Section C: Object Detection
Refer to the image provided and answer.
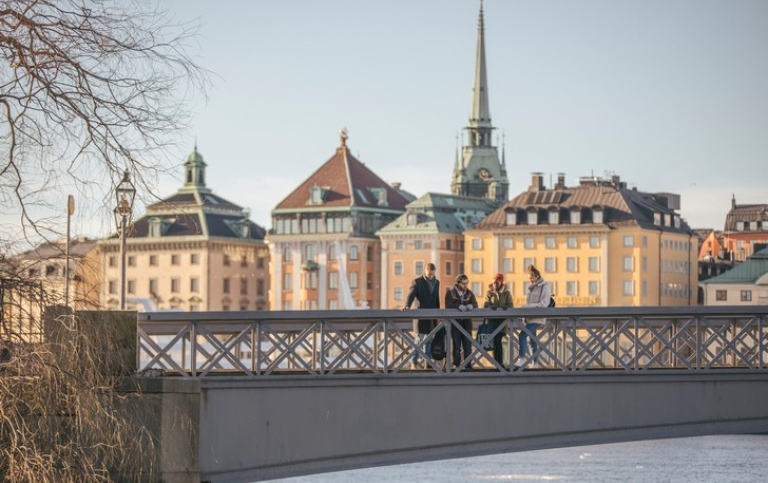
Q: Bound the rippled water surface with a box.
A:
[268,435,768,482]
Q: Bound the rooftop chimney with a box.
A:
[529,172,544,192]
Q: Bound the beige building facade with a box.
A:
[98,148,269,311]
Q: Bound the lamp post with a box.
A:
[115,170,136,310]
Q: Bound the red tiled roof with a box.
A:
[274,145,409,212]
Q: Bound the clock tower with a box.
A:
[450,1,509,205]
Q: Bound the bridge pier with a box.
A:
[142,372,768,483]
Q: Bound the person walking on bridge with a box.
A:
[401,263,441,367]
[444,274,478,370]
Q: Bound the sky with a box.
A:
[13,0,768,244]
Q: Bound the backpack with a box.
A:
[548,295,556,308]
[476,320,495,350]
[430,328,446,360]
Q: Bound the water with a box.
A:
[267,435,768,482]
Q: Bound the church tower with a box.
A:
[451,1,509,204]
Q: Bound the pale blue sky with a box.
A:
[34,0,768,240]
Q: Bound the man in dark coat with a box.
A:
[401,263,440,366]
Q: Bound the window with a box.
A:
[282,248,291,262]
[567,237,577,248]
[240,255,248,268]
[304,272,318,289]
[589,236,600,248]
[283,273,292,291]
[394,261,403,276]
[588,281,599,296]
[304,244,316,262]
[548,211,559,224]
[524,237,535,249]
[127,256,136,267]
[190,278,199,293]
[414,240,423,250]
[623,235,634,247]
[741,290,752,302]
[149,255,158,266]
[328,300,338,310]
[240,279,248,295]
[394,287,403,301]
[503,237,514,249]
[223,278,230,294]
[257,279,265,296]
[445,261,452,276]
[191,253,199,265]
[350,272,358,289]
[367,273,373,290]
[715,290,727,301]
[328,244,337,262]
[257,256,265,269]
[566,281,577,296]
[471,238,482,250]
[523,258,535,270]
[623,280,634,296]
[566,257,578,272]
[109,256,117,267]
[171,278,180,293]
[545,257,556,272]
[46,265,57,276]
[502,258,513,272]
[127,280,135,294]
[588,257,599,272]
[171,254,180,266]
[642,257,648,272]
[545,237,556,249]
[471,258,482,273]
[367,246,373,261]
[350,245,359,261]
[506,212,517,226]
[395,241,404,250]
[642,236,648,248]
[223,254,231,266]
[415,261,424,275]
[654,212,661,226]
[642,280,648,297]
[571,210,581,224]
[623,256,634,271]
[329,272,338,289]
[527,210,538,225]
[445,239,452,250]
[149,279,158,294]
[593,210,604,224]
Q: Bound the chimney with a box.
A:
[529,172,544,191]
[555,172,566,189]
[391,182,401,190]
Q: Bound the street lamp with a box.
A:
[115,170,136,310]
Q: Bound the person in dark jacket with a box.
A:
[483,272,513,368]
[401,263,440,366]
[444,274,478,369]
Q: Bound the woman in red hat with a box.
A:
[483,272,513,368]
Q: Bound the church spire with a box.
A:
[468,0,492,143]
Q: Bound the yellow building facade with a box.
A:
[465,174,698,307]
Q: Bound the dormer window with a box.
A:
[407,213,418,226]
[570,209,581,224]
[674,216,681,229]
[654,212,661,226]
[310,185,323,205]
[593,208,604,224]
[505,211,517,226]
[548,210,559,225]
[148,217,163,237]
[527,209,538,225]
[736,221,744,231]
[369,187,387,206]
[241,222,250,238]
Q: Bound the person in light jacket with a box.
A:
[513,265,551,369]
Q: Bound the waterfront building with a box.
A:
[267,131,410,310]
[465,173,698,307]
[98,147,269,311]
[450,2,509,205]
[721,196,768,262]
[1,237,100,341]
[377,193,497,308]
[700,247,768,305]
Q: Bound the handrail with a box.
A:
[136,306,768,377]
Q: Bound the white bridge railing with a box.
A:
[137,306,768,377]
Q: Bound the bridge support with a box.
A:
[148,372,768,483]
